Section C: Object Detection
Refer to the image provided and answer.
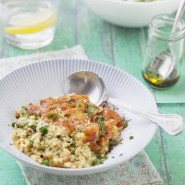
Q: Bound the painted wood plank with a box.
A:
[112,27,145,81]
[158,104,185,185]
[75,0,113,64]
[145,130,169,185]
[0,148,26,185]
[41,0,76,52]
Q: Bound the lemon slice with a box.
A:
[4,11,57,34]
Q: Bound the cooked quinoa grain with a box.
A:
[11,94,126,168]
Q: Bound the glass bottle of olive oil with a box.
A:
[142,15,185,88]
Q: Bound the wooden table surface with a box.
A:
[0,1,185,185]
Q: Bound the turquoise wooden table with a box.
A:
[0,0,185,184]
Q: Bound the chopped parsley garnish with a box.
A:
[12,122,16,128]
[20,106,28,117]
[92,159,99,166]
[123,117,129,128]
[70,143,76,147]
[39,126,48,136]
[129,136,134,140]
[38,148,45,152]
[71,149,75,155]
[76,102,82,108]
[29,138,34,144]
[17,122,25,128]
[30,124,37,132]
[71,130,82,136]
[86,103,94,116]
[46,112,58,121]
[92,155,108,166]
[34,114,40,120]
[40,160,49,166]
[109,140,119,147]
[97,116,106,134]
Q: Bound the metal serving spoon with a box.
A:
[64,71,183,136]
[149,0,185,79]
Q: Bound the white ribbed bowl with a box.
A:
[84,0,180,27]
[0,59,158,176]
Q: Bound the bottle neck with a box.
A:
[149,15,185,42]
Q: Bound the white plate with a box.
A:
[0,59,158,175]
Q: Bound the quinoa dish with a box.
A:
[11,94,127,168]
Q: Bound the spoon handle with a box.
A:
[171,0,185,33]
[108,97,183,136]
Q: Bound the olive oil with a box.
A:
[142,67,179,88]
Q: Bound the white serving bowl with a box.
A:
[84,0,180,27]
[0,59,158,176]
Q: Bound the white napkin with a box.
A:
[0,45,87,79]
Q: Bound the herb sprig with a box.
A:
[97,116,106,134]
[46,112,58,121]
[39,126,48,136]
[86,103,94,117]
[40,160,49,166]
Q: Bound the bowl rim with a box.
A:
[95,0,179,6]
[0,58,158,174]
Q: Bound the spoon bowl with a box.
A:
[64,71,106,105]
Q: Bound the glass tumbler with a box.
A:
[142,15,185,88]
[2,0,58,49]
